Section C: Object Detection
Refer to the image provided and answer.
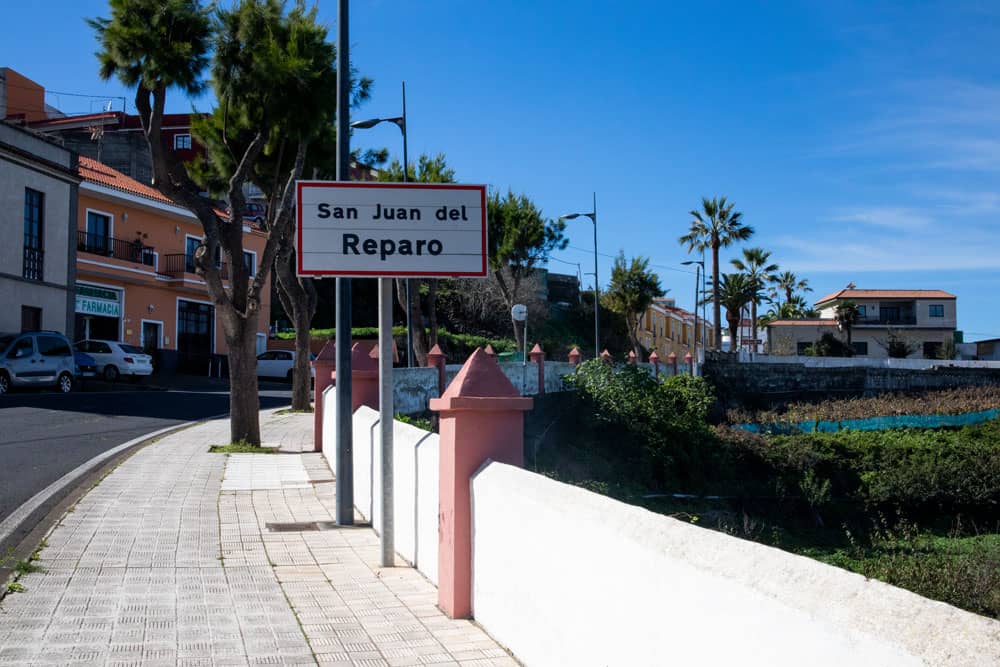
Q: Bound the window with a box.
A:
[86,211,111,255]
[929,304,944,318]
[173,133,192,150]
[851,341,869,356]
[23,189,44,280]
[243,251,256,276]
[856,305,866,318]
[8,337,33,359]
[38,336,71,357]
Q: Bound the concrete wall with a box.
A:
[394,361,583,414]
[324,399,439,583]
[471,462,1000,667]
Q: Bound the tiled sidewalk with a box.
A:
[0,409,516,667]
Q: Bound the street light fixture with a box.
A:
[560,192,599,359]
[682,259,705,374]
[351,82,415,366]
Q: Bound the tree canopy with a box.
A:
[604,252,664,358]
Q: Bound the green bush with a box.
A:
[726,421,1000,512]
[562,361,717,489]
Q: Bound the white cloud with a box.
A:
[831,206,933,230]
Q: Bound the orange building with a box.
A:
[74,157,270,374]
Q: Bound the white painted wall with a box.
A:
[471,463,1000,667]
[346,405,439,583]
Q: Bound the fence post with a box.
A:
[311,340,337,453]
[430,348,533,619]
[649,350,660,378]
[627,350,637,365]
[427,344,446,395]
[483,343,497,361]
[685,351,693,375]
[568,347,582,365]
[668,352,677,376]
[350,342,380,411]
[529,343,545,394]
[600,349,612,364]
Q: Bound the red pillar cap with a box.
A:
[530,343,544,356]
[668,352,677,361]
[351,342,378,371]
[649,351,660,362]
[313,340,337,366]
[428,344,445,358]
[483,343,496,356]
[684,352,693,362]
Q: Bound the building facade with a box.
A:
[0,121,79,335]
[75,157,271,373]
[638,297,715,361]
[767,289,957,358]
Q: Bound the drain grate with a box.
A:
[265,521,373,532]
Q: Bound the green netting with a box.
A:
[736,408,1000,434]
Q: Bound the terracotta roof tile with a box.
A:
[78,156,174,205]
[815,289,956,305]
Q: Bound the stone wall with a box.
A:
[704,355,1000,406]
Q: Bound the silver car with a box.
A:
[0,331,76,394]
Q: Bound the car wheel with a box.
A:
[104,365,119,382]
[0,372,9,394]
[58,372,73,393]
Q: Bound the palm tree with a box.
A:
[731,248,777,354]
[771,271,812,309]
[834,300,861,352]
[708,273,754,353]
[679,197,754,350]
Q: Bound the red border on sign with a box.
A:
[296,181,488,277]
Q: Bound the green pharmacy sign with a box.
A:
[75,285,121,318]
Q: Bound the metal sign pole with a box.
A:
[378,278,394,566]
[334,0,354,526]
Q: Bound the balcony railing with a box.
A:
[857,315,917,326]
[22,246,43,281]
[78,231,155,267]
[160,253,229,280]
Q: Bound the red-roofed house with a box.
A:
[75,156,270,375]
[767,288,958,358]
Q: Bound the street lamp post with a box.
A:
[560,193,599,359]
[682,259,705,374]
[351,82,414,366]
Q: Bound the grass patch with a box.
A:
[395,413,433,432]
[14,560,44,575]
[275,408,313,415]
[209,440,278,454]
[5,582,25,594]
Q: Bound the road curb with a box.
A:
[0,420,198,552]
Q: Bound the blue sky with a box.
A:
[6,1,999,340]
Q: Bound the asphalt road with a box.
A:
[0,381,292,531]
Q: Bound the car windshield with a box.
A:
[119,344,145,354]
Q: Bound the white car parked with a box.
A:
[75,339,154,382]
[256,349,315,381]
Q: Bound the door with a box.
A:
[35,335,72,382]
[86,211,111,255]
[21,306,41,332]
[142,321,162,371]
[177,300,214,372]
[5,336,37,383]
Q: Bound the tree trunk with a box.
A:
[397,279,429,365]
[428,279,439,348]
[220,306,261,445]
[712,243,722,350]
[727,313,739,354]
[628,315,642,359]
[275,240,317,411]
[750,300,758,354]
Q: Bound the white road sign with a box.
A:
[296,181,487,277]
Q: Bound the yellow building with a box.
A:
[637,297,714,361]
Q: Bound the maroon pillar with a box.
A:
[427,344,446,395]
[529,343,545,394]
[311,340,337,452]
